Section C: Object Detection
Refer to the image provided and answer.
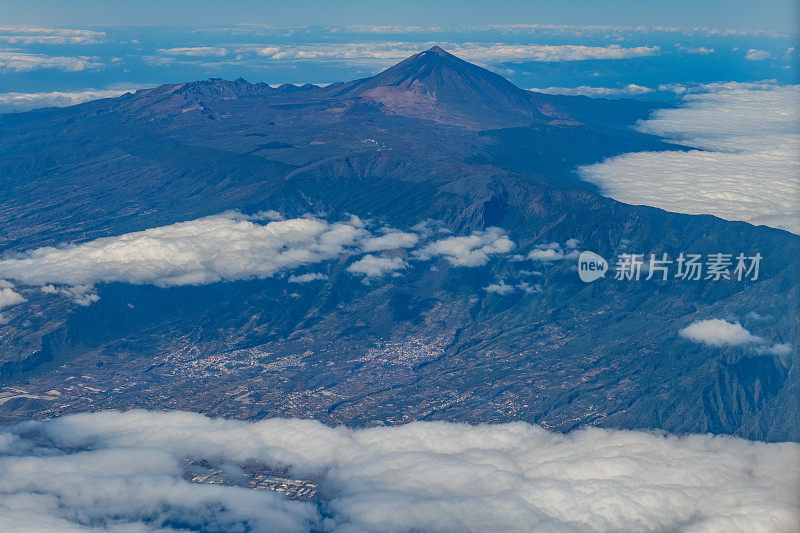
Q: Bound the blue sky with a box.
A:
[0,1,796,111]
[2,0,797,32]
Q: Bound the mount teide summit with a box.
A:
[336,46,565,128]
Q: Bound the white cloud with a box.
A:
[359,229,418,252]
[449,43,660,63]
[288,272,328,283]
[40,284,99,306]
[516,281,541,294]
[414,227,513,266]
[347,254,407,277]
[531,84,654,97]
[482,280,514,294]
[527,242,580,261]
[0,213,371,288]
[484,280,541,295]
[679,319,764,346]
[0,51,103,72]
[0,287,25,310]
[0,410,797,532]
[675,44,715,55]
[579,86,800,234]
[468,24,783,38]
[0,26,105,45]
[159,47,230,57]
[239,42,659,64]
[745,49,772,61]
[658,80,781,95]
[0,215,516,305]
[0,86,150,113]
[756,343,793,356]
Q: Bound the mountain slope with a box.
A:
[337,46,563,128]
[0,48,796,442]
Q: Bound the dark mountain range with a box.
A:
[0,47,797,442]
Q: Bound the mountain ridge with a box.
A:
[0,47,795,442]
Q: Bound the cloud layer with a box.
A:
[1,410,797,532]
[0,51,103,72]
[0,26,106,45]
[579,86,800,234]
[530,84,654,97]
[152,41,659,65]
[0,213,514,302]
[0,86,150,113]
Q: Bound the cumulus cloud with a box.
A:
[527,241,580,261]
[0,214,371,288]
[0,410,797,532]
[0,51,103,72]
[359,229,418,252]
[482,280,514,294]
[745,48,772,61]
[0,287,25,310]
[483,280,541,295]
[414,227,513,266]
[0,86,150,113]
[530,84,654,97]
[347,254,407,277]
[288,272,328,283]
[0,214,515,305]
[40,284,99,306]
[579,86,800,234]
[679,319,764,346]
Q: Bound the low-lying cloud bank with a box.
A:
[0,212,513,302]
[154,42,659,64]
[579,85,800,234]
[0,410,797,532]
[0,85,152,113]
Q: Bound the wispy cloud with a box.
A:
[247,42,660,63]
[0,85,151,113]
[288,272,328,283]
[159,46,230,57]
[531,84,654,97]
[745,48,772,61]
[0,50,103,72]
[1,410,797,532]
[0,25,105,45]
